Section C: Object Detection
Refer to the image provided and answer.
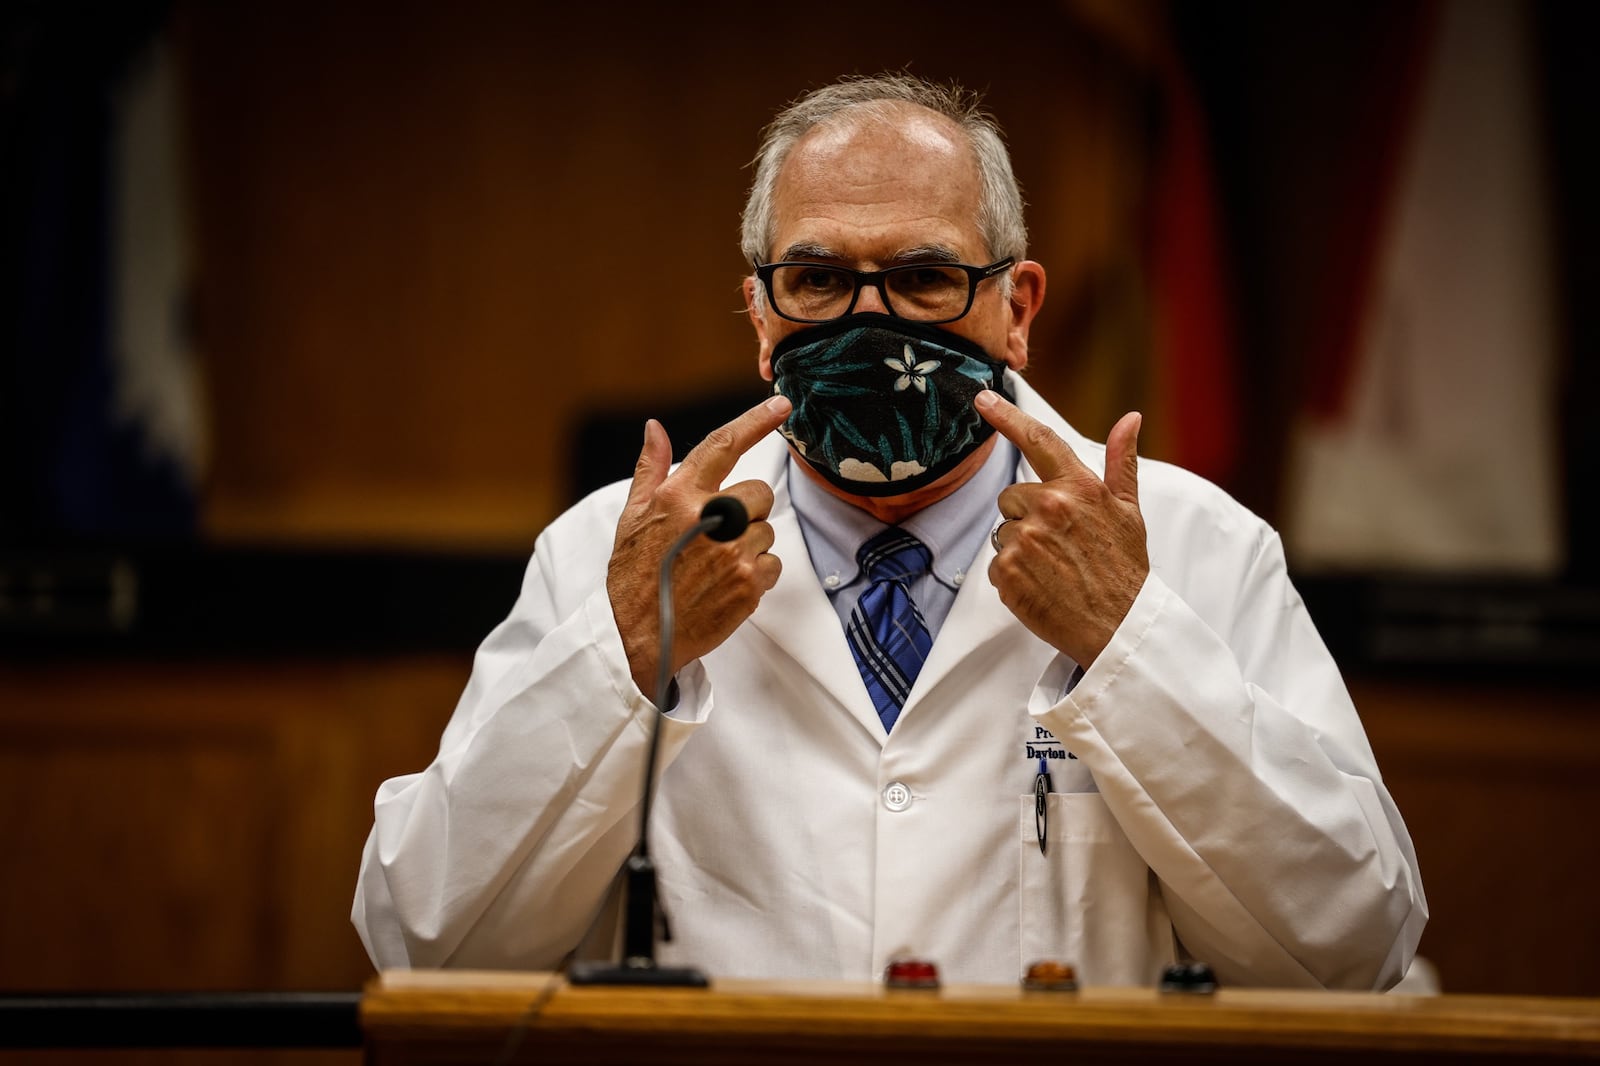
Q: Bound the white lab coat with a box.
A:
[353,376,1426,989]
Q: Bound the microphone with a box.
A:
[568,496,747,988]
[698,495,749,542]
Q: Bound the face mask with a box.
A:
[769,313,1014,497]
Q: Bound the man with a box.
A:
[353,74,1426,989]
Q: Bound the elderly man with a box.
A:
[353,74,1426,989]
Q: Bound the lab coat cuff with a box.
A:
[1028,572,1171,724]
[665,661,713,723]
[582,588,713,726]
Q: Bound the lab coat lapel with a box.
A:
[894,377,1088,721]
[896,446,1043,719]
[736,439,887,742]
[730,378,1095,741]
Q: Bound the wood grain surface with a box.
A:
[362,970,1600,1065]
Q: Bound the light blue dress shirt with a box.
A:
[788,438,1019,640]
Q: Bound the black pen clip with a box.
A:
[1034,756,1052,855]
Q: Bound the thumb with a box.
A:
[625,418,673,509]
[1104,411,1141,506]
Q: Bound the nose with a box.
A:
[853,278,891,315]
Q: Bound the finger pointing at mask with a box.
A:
[975,390,1149,668]
[608,395,791,698]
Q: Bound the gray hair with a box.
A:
[740,73,1028,271]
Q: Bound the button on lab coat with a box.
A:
[353,376,1426,989]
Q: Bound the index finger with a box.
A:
[677,394,793,489]
[974,389,1089,482]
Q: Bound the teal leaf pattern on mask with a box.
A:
[772,320,1008,493]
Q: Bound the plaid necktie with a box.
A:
[846,527,934,732]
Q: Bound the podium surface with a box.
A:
[362,970,1600,1065]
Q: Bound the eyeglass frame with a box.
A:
[751,256,1016,325]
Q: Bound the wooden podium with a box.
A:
[362,970,1600,1065]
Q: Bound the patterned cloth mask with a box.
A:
[770,313,1014,497]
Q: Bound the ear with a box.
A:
[1001,260,1046,371]
[745,275,776,381]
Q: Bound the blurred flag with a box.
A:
[1284,0,1563,574]
[1054,0,1240,486]
[106,29,206,534]
[1146,52,1237,485]
[6,7,203,541]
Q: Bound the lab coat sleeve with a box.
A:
[1033,529,1427,990]
[351,507,714,971]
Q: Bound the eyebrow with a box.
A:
[887,245,964,266]
[773,243,967,266]
[775,242,844,264]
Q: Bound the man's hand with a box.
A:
[607,395,792,698]
[976,391,1149,668]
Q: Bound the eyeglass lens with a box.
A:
[769,264,973,322]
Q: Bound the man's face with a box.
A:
[745,105,1042,382]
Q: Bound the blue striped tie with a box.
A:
[846,528,934,732]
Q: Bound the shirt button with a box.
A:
[882,781,913,812]
[823,573,841,589]
[952,570,965,586]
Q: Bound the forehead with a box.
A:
[768,105,986,264]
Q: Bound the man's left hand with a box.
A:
[976,391,1149,668]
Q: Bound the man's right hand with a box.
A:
[607,394,792,698]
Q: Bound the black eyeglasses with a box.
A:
[753,257,1014,325]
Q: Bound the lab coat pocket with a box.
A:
[1018,792,1174,987]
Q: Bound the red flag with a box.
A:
[1147,59,1238,483]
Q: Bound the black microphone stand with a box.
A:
[568,498,746,987]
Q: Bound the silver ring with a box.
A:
[990,520,1009,553]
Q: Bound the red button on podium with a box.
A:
[883,958,941,989]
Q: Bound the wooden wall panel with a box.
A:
[174,2,1165,547]
[0,657,467,994]
[0,733,275,990]
[1,659,1596,1002]
[1353,678,1600,996]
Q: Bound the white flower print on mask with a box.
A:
[886,344,941,393]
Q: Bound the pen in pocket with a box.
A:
[1034,756,1053,855]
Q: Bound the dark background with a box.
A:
[2,0,1597,1036]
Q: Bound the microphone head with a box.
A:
[700,496,749,542]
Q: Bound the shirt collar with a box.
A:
[788,437,1018,593]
